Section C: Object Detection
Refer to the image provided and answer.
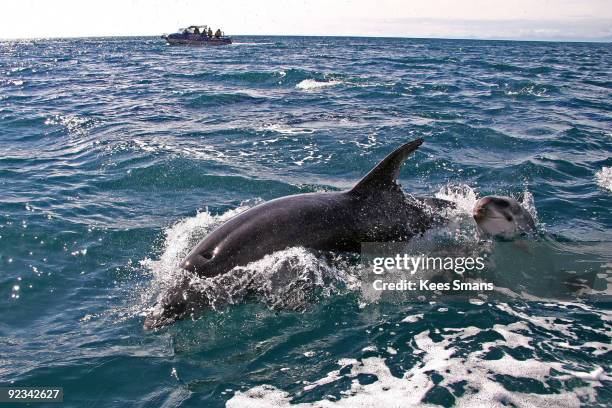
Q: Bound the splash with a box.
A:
[595,167,612,192]
[521,190,539,222]
[434,184,539,225]
[187,247,358,312]
[139,204,358,318]
[434,184,479,216]
[141,205,251,287]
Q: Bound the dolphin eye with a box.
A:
[505,215,514,222]
[494,199,510,208]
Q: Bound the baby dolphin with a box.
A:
[473,195,536,238]
[144,138,450,329]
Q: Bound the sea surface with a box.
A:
[0,36,611,407]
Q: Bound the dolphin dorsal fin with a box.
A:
[350,138,423,194]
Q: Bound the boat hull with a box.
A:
[163,35,232,46]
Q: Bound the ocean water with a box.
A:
[0,36,611,407]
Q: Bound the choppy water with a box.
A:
[1,36,611,407]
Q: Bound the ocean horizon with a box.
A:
[2,34,611,43]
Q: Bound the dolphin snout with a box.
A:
[473,197,492,222]
[143,274,214,330]
[143,299,187,330]
[143,276,193,330]
[143,308,180,330]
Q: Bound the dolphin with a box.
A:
[473,195,536,238]
[144,138,448,329]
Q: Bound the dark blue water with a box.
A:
[1,36,611,407]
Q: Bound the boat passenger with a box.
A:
[208,27,213,38]
[194,26,200,34]
[215,29,221,38]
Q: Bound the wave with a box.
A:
[475,61,553,75]
[187,92,267,107]
[583,79,612,90]
[181,247,356,312]
[520,190,539,222]
[44,113,99,136]
[1,79,25,86]
[178,70,284,84]
[168,67,342,89]
[231,42,275,46]
[434,184,540,227]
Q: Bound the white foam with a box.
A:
[229,303,608,407]
[126,138,229,163]
[565,367,610,382]
[492,321,534,349]
[434,184,479,216]
[302,359,357,392]
[595,167,612,192]
[401,314,423,323]
[258,123,314,135]
[296,79,342,90]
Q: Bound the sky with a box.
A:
[1,0,611,41]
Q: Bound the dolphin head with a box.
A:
[473,195,535,238]
[179,231,236,276]
[143,275,209,330]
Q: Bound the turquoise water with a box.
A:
[0,36,611,407]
